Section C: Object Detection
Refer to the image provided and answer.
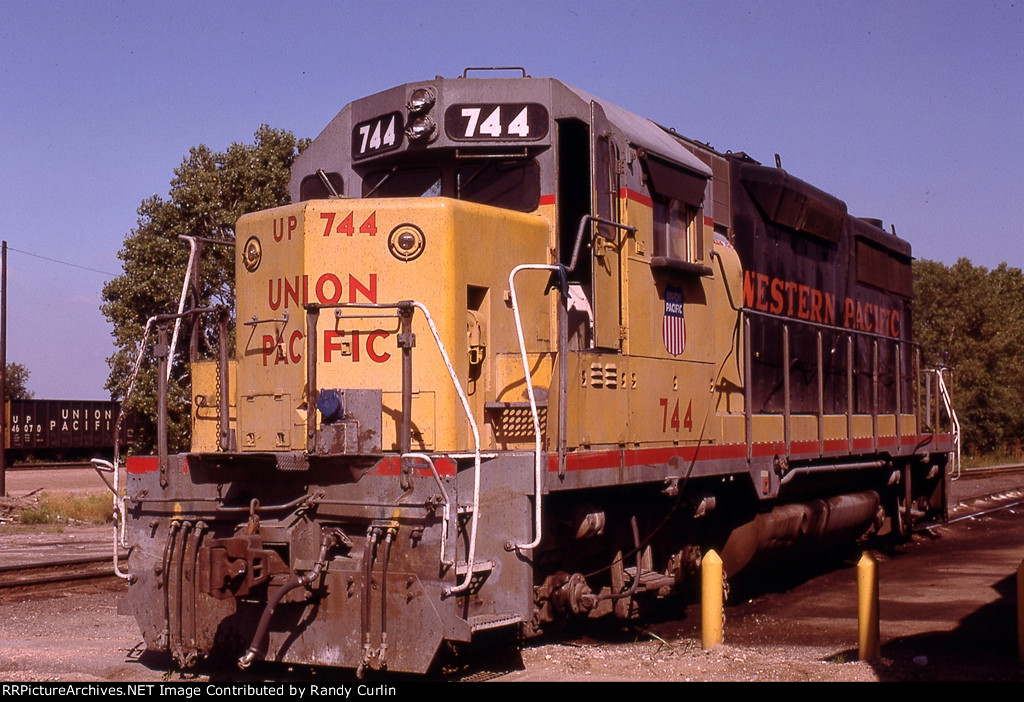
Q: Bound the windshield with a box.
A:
[362,167,442,198]
[361,159,539,212]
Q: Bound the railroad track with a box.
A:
[0,554,125,590]
[7,461,96,471]
[946,494,1024,525]
[956,462,1024,479]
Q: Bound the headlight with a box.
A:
[405,115,436,141]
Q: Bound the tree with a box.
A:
[914,258,1024,456]
[102,126,308,453]
[4,362,33,400]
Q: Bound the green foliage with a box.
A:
[101,126,307,453]
[914,258,1024,456]
[4,362,33,399]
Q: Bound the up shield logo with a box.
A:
[663,286,685,356]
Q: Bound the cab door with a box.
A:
[590,101,623,351]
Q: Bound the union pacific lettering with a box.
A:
[269,273,377,310]
[262,271,388,365]
[262,329,391,366]
[742,270,900,337]
[273,215,298,242]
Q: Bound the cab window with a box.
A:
[640,150,708,271]
[652,196,696,262]
[362,168,442,198]
[457,160,540,211]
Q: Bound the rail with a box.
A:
[0,555,126,589]
[738,306,953,464]
[935,368,961,478]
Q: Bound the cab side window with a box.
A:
[640,150,707,270]
[653,195,696,262]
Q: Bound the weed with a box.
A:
[14,492,112,525]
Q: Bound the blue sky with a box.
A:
[1,0,1021,399]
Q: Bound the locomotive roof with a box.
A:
[289,74,912,260]
[556,81,712,178]
[289,75,712,199]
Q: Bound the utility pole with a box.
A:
[1,240,7,497]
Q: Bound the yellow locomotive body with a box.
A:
[123,72,955,674]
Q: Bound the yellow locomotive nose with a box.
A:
[222,197,550,457]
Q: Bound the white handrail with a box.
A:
[168,236,199,381]
[507,263,558,552]
[409,302,482,596]
[91,458,131,581]
[93,313,161,581]
[936,368,961,480]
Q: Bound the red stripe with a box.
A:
[123,432,952,480]
[548,435,946,473]
[539,194,556,206]
[370,455,457,477]
[124,454,462,477]
[619,187,653,207]
[127,455,159,475]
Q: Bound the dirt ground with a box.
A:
[0,579,881,683]
[1,471,1022,682]
[3,507,1022,683]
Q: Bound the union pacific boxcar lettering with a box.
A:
[10,416,41,433]
[268,273,378,309]
[7,399,130,457]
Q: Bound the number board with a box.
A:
[352,112,404,159]
[444,103,549,141]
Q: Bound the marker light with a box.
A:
[388,224,426,262]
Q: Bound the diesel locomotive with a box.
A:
[114,69,956,675]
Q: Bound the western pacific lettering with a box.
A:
[742,270,900,337]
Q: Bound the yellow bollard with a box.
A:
[1017,559,1024,663]
[701,549,723,649]
[857,551,880,660]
